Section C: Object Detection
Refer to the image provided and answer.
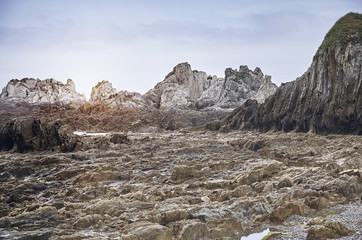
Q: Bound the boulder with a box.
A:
[270,202,304,223]
[307,220,355,240]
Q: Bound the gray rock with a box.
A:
[0,78,86,108]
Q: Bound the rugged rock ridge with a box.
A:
[0,78,86,108]
[220,12,362,135]
[88,80,150,109]
[144,62,276,110]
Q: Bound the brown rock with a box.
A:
[236,161,282,185]
[121,221,172,240]
[170,165,195,182]
[270,202,304,223]
[307,221,355,240]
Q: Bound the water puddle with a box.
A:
[73,131,110,136]
[240,228,270,240]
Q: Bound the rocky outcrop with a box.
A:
[0,78,86,108]
[89,81,150,110]
[0,118,77,152]
[89,80,117,105]
[252,75,278,103]
[216,65,270,108]
[220,13,362,135]
[144,62,276,110]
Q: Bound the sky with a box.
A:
[0,0,361,99]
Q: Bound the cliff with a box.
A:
[221,12,362,135]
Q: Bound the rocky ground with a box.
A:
[0,129,361,240]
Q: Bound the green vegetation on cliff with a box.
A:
[314,12,362,60]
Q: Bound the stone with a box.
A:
[270,202,304,223]
[120,221,172,240]
[277,176,293,189]
[149,62,276,110]
[307,221,355,240]
[0,118,77,152]
[89,80,117,105]
[170,165,195,182]
[110,134,130,144]
[178,222,209,240]
[235,160,282,185]
[0,78,86,108]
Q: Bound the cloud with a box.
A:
[0,0,361,98]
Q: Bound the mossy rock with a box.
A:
[314,12,362,60]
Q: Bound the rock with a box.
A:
[145,62,276,110]
[235,160,282,185]
[73,214,102,229]
[89,81,150,110]
[307,220,355,240]
[270,202,304,223]
[305,196,330,210]
[0,118,77,152]
[89,80,117,105]
[178,222,209,240]
[217,65,272,108]
[252,75,278,103]
[110,134,130,144]
[0,78,86,108]
[170,165,195,182]
[277,176,293,189]
[120,221,172,240]
[220,13,362,135]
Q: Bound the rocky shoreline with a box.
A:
[0,130,360,239]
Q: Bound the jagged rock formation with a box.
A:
[0,78,86,108]
[89,80,117,105]
[88,80,150,109]
[216,66,273,107]
[144,62,276,110]
[220,12,362,135]
[252,75,278,103]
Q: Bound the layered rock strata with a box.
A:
[219,13,362,135]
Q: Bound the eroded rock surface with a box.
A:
[0,130,360,239]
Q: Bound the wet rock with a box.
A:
[110,134,130,144]
[0,118,77,152]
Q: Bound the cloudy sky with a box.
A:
[0,0,361,98]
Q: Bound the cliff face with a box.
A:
[0,78,86,108]
[222,13,362,135]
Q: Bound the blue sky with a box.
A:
[0,0,361,98]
